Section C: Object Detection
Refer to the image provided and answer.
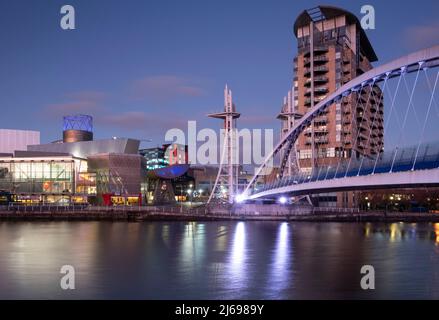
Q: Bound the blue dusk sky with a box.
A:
[1,0,438,148]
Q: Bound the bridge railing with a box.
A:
[251,142,439,195]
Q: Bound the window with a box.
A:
[299,149,312,159]
[326,148,335,157]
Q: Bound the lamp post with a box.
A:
[187,188,193,208]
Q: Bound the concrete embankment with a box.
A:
[1,209,439,222]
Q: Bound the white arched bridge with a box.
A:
[241,45,439,201]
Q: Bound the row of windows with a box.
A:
[298,148,336,159]
[0,162,74,180]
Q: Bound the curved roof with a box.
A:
[148,164,190,179]
[293,5,378,62]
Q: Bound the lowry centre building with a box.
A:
[0,115,206,206]
[0,115,147,205]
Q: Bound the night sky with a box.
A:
[1,0,438,149]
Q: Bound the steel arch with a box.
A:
[243,45,439,197]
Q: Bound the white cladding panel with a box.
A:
[0,129,40,154]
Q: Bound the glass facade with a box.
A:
[0,159,73,194]
[0,156,94,203]
[139,147,168,170]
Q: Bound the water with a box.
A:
[0,221,438,299]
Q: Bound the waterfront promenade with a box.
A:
[0,204,438,222]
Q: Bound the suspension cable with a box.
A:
[412,69,439,170]
[390,63,423,172]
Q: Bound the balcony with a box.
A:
[358,132,368,140]
[315,76,328,83]
[314,116,328,124]
[342,76,351,85]
[357,122,371,132]
[305,87,329,97]
[314,66,328,74]
[360,95,367,104]
[357,141,369,150]
[315,127,329,134]
[304,98,321,106]
[304,46,328,57]
[314,46,329,53]
[305,126,328,135]
[356,105,365,113]
[315,55,328,62]
[304,76,329,87]
[314,87,329,95]
[304,55,328,67]
[343,119,351,125]
[305,137,329,145]
[358,63,371,74]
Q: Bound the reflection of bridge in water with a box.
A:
[239,45,439,202]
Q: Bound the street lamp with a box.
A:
[187,188,193,207]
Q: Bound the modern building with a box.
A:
[0,153,92,204]
[293,5,383,170]
[141,144,194,203]
[164,143,188,166]
[28,137,140,159]
[0,133,145,205]
[139,146,168,171]
[88,153,145,205]
[139,143,188,171]
[0,129,40,154]
[289,5,384,207]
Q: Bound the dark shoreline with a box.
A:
[1,210,439,223]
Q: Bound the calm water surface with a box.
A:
[0,221,439,299]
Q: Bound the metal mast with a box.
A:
[207,85,241,204]
[277,86,302,176]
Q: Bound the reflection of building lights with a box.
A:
[435,223,439,244]
[267,222,290,296]
[389,223,401,242]
[230,222,246,279]
[365,223,371,237]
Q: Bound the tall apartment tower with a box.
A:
[293,6,384,207]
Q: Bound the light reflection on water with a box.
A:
[227,222,247,298]
[0,221,439,299]
[267,222,291,298]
